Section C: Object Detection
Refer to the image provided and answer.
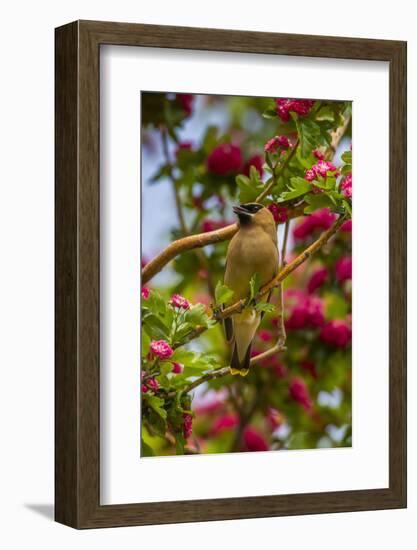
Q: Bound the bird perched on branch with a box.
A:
[224,203,279,376]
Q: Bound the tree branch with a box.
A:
[142,203,306,284]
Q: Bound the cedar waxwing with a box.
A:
[224,203,279,376]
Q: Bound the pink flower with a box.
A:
[264,135,290,153]
[141,384,148,393]
[243,427,269,452]
[276,98,315,122]
[141,287,150,300]
[243,154,264,177]
[267,408,283,429]
[170,294,190,310]
[268,203,288,224]
[176,93,194,116]
[304,169,316,182]
[210,413,239,435]
[285,290,325,330]
[341,219,352,233]
[258,329,273,342]
[147,378,160,391]
[307,267,328,294]
[183,413,193,439]
[172,362,183,374]
[304,161,338,183]
[340,172,352,198]
[206,143,242,176]
[320,320,352,348]
[335,256,352,282]
[313,149,325,160]
[289,377,313,411]
[150,340,173,359]
[293,208,337,241]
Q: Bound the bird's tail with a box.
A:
[230,343,252,377]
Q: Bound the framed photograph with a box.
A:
[55,20,407,528]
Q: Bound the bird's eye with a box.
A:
[243,203,262,213]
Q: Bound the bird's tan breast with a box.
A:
[224,228,279,301]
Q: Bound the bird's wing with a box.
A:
[222,259,235,343]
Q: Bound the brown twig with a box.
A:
[255,139,299,203]
[219,215,346,320]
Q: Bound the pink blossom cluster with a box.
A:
[141,287,150,300]
[285,289,325,330]
[171,362,183,374]
[150,339,173,359]
[170,294,190,310]
[320,319,352,348]
[304,160,338,182]
[307,266,328,294]
[183,413,193,439]
[289,377,313,411]
[141,374,160,394]
[341,219,352,233]
[293,208,337,241]
[243,154,264,177]
[176,93,194,116]
[268,203,288,224]
[206,143,242,176]
[340,172,352,198]
[243,426,269,452]
[276,98,315,122]
[210,413,239,436]
[335,256,352,283]
[264,134,290,153]
[313,148,325,160]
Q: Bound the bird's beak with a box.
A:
[233,205,252,216]
[233,205,253,224]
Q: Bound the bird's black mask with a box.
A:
[233,203,263,225]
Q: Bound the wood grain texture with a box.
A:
[55,20,407,529]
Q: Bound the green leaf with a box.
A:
[202,126,218,154]
[236,174,262,203]
[184,303,210,327]
[341,164,352,176]
[215,281,234,305]
[341,150,352,164]
[170,348,197,364]
[293,116,321,158]
[143,394,167,420]
[249,273,261,301]
[141,331,151,357]
[175,432,186,455]
[304,193,334,214]
[141,439,155,457]
[279,176,311,201]
[315,106,335,121]
[262,107,278,119]
[255,302,275,314]
[142,314,171,340]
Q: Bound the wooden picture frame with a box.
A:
[55,20,407,529]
